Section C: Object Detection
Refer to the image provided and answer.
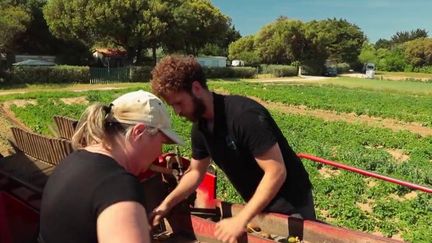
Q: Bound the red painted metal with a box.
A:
[166,200,402,243]
[0,152,419,242]
[0,191,39,243]
[298,153,432,193]
[226,202,402,243]
[195,172,217,208]
[168,211,274,243]
[138,153,191,181]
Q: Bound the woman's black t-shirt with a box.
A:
[39,150,145,243]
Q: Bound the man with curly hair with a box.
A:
[151,55,315,243]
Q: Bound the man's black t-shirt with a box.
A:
[192,93,312,207]
[39,150,145,243]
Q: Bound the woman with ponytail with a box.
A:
[39,90,183,243]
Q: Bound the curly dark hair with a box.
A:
[151,55,207,97]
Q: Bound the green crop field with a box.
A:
[210,81,432,126]
[5,78,432,242]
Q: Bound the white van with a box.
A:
[231,60,244,67]
[365,63,375,79]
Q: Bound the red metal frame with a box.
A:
[168,200,402,243]
[0,191,39,243]
[298,153,432,193]
[0,152,424,242]
[169,212,274,243]
[196,172,217,208]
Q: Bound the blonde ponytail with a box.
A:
[71,103,109,149]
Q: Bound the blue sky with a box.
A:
[211,0,432,43]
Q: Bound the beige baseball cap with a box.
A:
[110,90,184,145]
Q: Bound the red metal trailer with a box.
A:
[3,151,431,243]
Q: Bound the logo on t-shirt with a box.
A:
[225,135,237,150]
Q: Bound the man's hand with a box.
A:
[214,216,247,243]
[150,203,170,227]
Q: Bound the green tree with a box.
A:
[0,2,31,72]
[228,35,260,66]
[305,18,366,67]
[374,47,406,72]
[200,23,241,57]
[44,0,230,63]
[376,29,429,52]
[44,0,160,63]
[167,0,230,55]
[5,0,55,55]
[2,0,90,65]
[391,29,428,45]
[141,0,171,64]
[302,21,331,74]
[0,2,31,53]
[375,38,392,49]
[255,17,305,64]
[359,43,378,64]
[404,38,432,67]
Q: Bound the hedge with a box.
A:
[336,63,350,74]
[259,65,298,77]
[203,67,256,78]
[130,66,153,82]
[11,65,90,83]
[10,65,257,84]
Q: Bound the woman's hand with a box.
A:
[149,203,170,227]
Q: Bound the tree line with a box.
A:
[1,0,431,74]
[360,29,432,72]
[228,17,366,73]
[1,0,239,66]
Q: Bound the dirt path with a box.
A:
[0,106,24,156]
[340,73,432,82]
[0,99,37,156]
[0,86,122,96]
[0,112,14,156]
[247,75,331,83]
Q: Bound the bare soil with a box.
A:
[0,104,29,156]
[318,167,341,179]
[356,199,374,214]
[389,191,418,201]
[384,148,410,164]
[60,96,88,105]
[0,112,15,156]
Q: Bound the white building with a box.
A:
[196,56,227,68]
[15,55,55,63]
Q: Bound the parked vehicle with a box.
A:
[231,59,245,67]
[364,63,376,79]
[323,66,338,77]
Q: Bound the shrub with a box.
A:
[412,65,432,74]
[130,66,153,82]
[336,63,351,73]
[259,64,298,77]
[11,65,90,83]
[301,64,325,76]
[203,67,256,78]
